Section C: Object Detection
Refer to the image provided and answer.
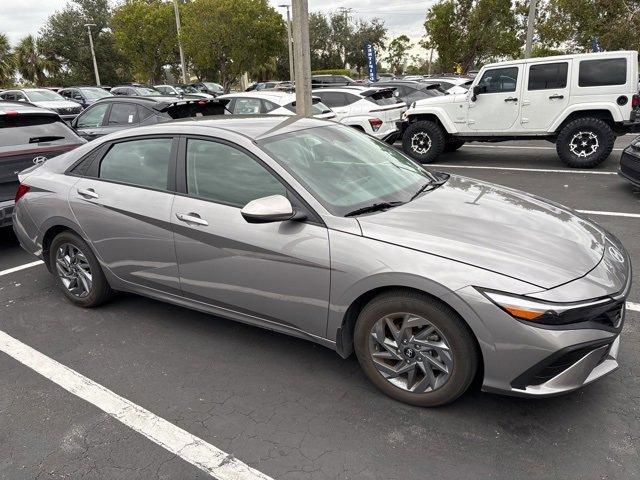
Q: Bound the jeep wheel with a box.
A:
[444,139,465,153]
[402,121,445,163]
[556,118,615,168]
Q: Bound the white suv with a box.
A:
[401,51,640,167]
[312,86,407,143]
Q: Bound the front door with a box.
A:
[519,61,571,132]
[172,137,331,338]
[69,136,180,292]
[467,65,522,132]
[74,103,110,140]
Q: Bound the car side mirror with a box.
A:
[471,85,486,102]
[241,195,299,223]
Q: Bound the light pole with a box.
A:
[84,23,100,86]
[279,4,295,84]
[291,0,311,116]
[524,0,538,58]
[173,0,188,84]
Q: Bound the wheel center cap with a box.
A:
[404,348,416,359]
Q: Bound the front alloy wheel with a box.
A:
[411,132,432,155]
[55,243,93,298]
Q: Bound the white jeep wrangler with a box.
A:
[401,51,640,168]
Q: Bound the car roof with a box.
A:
[483,50,638,69]
[0,100,60,116]
[89,95,229,111]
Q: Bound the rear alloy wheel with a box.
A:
[49,231,112,307]
[354,291,478,407]
[556,117,614,168]
[402,120,445,163]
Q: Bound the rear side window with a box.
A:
[316,92,358,107]
[107,103,139,125]
[579,58,627,87]
[231,97,263,114]
[365,89,398,106]
[477,67,519,93]
[0,116,82,147]
[76,103,109,128]
[186,139,285,206]
[99,138,172,190]
[528,62,568,90]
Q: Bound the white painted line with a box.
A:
[0,260,44,277]
[461,144,624,152]
[576,210,640,219]
[628,302,640,313]
[428,164,618,175]
[0,330,274,480]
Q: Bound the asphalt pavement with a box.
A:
[0,134,639,480]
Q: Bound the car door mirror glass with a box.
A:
[241,195,295,223]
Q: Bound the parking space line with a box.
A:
[428,164,618,174]
[628,302,640,313]
[0,260,44,277]
[461,145,625,152]
[0,330,274,480]
[576,210,640,219]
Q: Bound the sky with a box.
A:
[0,0,435,56]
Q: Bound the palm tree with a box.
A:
[0,33,14,87]
[13,34,58,85]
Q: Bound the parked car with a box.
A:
[70,96,229,141]
[0,88,83,121]
[218,90,335,119]
[402,75,425,82]
[245,81,293,92]
[191,82,224,96]
[1,101,85,227]
[367,80,445,106]
[422,76,474,94]
[111,84,162,96]
[312,75,357,87]
[13,116,630,406]
[58,86,113,109]
[312,86,406,142]
[618,135,640,187]
[154,84,215,99]
[401,50,640,167]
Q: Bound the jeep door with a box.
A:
[467,65,522,132]
[520,60,571,132]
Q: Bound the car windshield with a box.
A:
[180,85,199,93]
[259,125,437,216]
[203,82,223,91]
[80,88,112,100]
[134,87,162,96]
[26,90,65,101]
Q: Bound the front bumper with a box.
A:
[0,199,14,228]
[618,142,640,187]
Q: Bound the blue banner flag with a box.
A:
[364,42,377,82]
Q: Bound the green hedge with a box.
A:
[311,69,354,77]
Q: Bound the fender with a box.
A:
[548,102,624,132]
[406,106,459,134]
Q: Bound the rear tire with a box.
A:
[354,290,478,407]
[556,117,614,168]
[402,120,445,163]
[49,231,112,308]
[444,139,465,152]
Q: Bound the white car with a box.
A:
[0,88,83,121]
[154,84,215,99]
[423,77,474,95]
[218,90,336,119]
[312,86,407,143]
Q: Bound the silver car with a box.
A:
[13,117,631,406]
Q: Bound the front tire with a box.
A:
[354,290,478,407]
[402,120,445,163]
[556,117,614,168]
[49,231,112,307]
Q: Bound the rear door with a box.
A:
[520,60,571,132]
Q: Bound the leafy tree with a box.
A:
[0,33,14,87]
[424,0,520,73]
[111,0,179,84]
[38,0,128,86]
[180,0,285,91]
[384,35,411,75]
[346,19,387,77]
[14,35,59,85]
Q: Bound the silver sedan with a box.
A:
[13,116,631,406]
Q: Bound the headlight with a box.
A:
[479,289,616,326]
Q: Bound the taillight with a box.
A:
[14,184,30,203]
[632,94,640,109]
[368,117,383,132]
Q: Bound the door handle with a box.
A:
[504,97,518,102]
[176,212,209,226]
[77,187,99,199]
[549,94,564,100]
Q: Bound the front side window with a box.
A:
[528,62,568,90]
[316,92,348,107]
[477,67,519,94]
[76,103,110,128]
[99,138,172,190]
[259,125,435,216]
[186,139,285,207]
[579,58,627,87]
[107,103,139,125]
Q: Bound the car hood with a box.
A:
[356,175,606,289]
[31,100,80,109]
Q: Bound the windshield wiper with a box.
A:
[29,135,65,143]
[344,201,405,217]
[410,177,448,201]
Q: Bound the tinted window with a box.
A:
[99,138,172,189]
[186,139,285,207]
[77,103,110,128]
[528,62,568,90]
[0,117,82,147]
[579,58,627,87]
[232,97,263,114]
[477,67,519,93]
[316,92,351,107]
[107,103,139,125]
[263,100,279,112]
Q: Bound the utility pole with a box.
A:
[524,0,537,58]
[291,0,312,116]
[173,0,188,83]
[84,24,101,86]
[279,4,295,84]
